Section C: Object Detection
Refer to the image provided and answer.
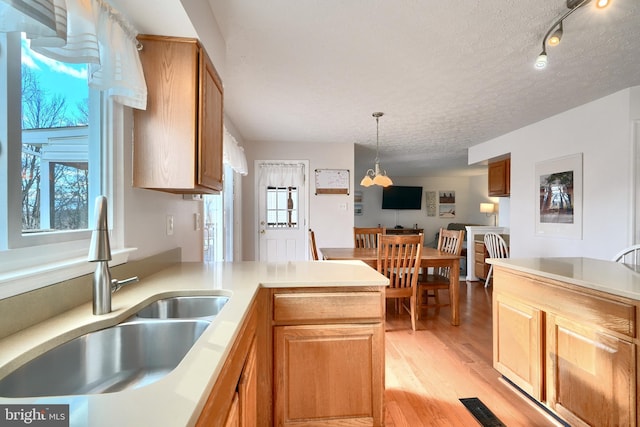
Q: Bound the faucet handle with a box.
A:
[111,276,139,293]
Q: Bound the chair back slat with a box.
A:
[354,226,386,248]
[309,229,319,260]
[613,244,640,264]
[483,232,509,285]
[483,232,509,260]
[434,228,464,278]
[377,233,423,289]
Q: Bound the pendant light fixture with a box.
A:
[360,112,393,187]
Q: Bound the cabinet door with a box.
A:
[239,336,258,427]
[493,293,543,400]
[488,159,510,197]
[274,323,384,426]
[198,49,224,191]
[474,241,487,280]
[133,37,198,190]
[224,393,240,427]
[546,313,635,427]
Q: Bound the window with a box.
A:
[0,32,110,295]
[266,186,299,228]
[19,35,93,236]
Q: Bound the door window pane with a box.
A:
[266,187,298,229]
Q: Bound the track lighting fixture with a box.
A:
[535,0,612,69]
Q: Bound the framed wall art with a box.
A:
[535,153,583,239]
[314,169,349,195]
[425,191,436,217]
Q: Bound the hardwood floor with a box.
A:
[384,281,562,427]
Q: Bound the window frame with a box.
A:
[0,32,131,299]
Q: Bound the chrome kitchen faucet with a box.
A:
[88,196,138,315]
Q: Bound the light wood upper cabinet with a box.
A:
[133,35,223,194]
[488,158,510,197]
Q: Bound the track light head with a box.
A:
[548,22,563,46]
[535,51,548,69]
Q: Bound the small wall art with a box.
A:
[439,204,456,218]
[439,191,455,218]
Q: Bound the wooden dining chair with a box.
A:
[417,228,464,314]
[377,233,423,331]
[483,232,509,287]
[613,245,640,263]
[308,229,320,260]
[354,226,386,248]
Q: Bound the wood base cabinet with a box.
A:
[493,293,542,400]
[270,288,385,427]
[474,241,489,281]
[196,300,257,427]
[493,267,637,427]
[546,313,635,427]
[274,323,383,426]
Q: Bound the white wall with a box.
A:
[469,87,640,260]
[120,109,203,262]
[241,141,355,260]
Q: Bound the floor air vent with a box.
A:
[459,397,506,427]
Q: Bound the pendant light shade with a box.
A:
[360,112,393,187]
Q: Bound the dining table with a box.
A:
[320,246,462,326]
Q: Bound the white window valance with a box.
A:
[223,127,248,176]
[258,162,305,188]
[0,0,147,110]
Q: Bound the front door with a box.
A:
[256,161,308,261]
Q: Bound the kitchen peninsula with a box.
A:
[0,261,387,427]
[489,257,640,426]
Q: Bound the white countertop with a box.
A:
[0,260,387,427]
[489,257,640,300]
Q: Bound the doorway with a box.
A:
[255,161,309,261]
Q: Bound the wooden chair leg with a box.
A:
[409,295,416,331]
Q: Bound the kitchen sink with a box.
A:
[0,319,210,397]
[135,295,229,320]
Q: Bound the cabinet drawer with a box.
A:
[273,292,384,323]
[496,269,636,338]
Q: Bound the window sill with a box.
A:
[0,248,136,300]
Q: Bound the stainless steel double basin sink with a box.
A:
[0,295,229,398]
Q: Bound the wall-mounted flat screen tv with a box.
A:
[381,186,423,210]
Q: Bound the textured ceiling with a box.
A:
[114,0,640,177]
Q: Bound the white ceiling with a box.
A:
[111,0,640,177]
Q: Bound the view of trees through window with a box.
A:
[21,40,90,233]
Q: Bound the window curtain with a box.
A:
[258,163,305,188]
[223,127,248,176]
[0,0,147,110]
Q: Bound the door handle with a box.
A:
[260,230,265,234]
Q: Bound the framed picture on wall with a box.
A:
[439,191,455,204]
[425,191,436,217]
[535,153,583,239]
[439,205,455,218]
